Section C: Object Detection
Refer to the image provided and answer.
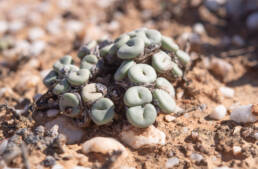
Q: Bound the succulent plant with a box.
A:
[39,27,191,128]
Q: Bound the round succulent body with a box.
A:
[153,89,176,114]
[81,83,105,104]
[128,64,157,84]
[43,70,58,87]
[128,28,147,37]
[171,62,183,78]
[80,54,98,70]
[123,86,152,107]
[114,60,136,81]
[130,29,162,46]
[117,37,145,59]
[67,69,90,86]
[175,50,191,65]
[161,36,179,52]
[144,29,162,46]
[77,41,97,59]
[90,98,115,125]
[156,77,175,98]
[126,104,157,128]
[53,55,73,73]
[100,44,113,57]
[53,79,71,95]
[114,34,130,49]
[152,51,172,73]
[59,93,81,117]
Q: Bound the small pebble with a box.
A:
[66,20,83,33]
[107,21,120,31]
[30,40,46,56]
[28,27,45,41]
[232,35,245,46]
[26,58,40,69]
[51,164,64,169]
[209,105,227,120]
[82,137,128,158]
[14,40,31,56]
[96,0,115,8]
[191,131,199,140]
[43,156,56,167]
[58,0,72,9]
[214,167,233,169]
[190,153,203,162]
[246,12,258,31]
[184,113,190,118]
[164,115,176,122]
[47,18,62,35]
[254,132,258,140]
[232,146,241,155]
[230,104,257,123]
[0,20,8,33]
[120,125,166,149]
[182,127,189,134]
[165,157,179,168]
[193,23,205,34]
[209,58,233,79]
[47,109,59,118]
[219,87,234,98]
[72,167,91,169]
[9,20,24,33]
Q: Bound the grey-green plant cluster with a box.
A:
[43,28,190,128]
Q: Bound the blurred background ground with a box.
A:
[0,0,257,169]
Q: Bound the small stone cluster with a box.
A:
[42,28,190,128]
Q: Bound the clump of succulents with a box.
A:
[40,28,190,128]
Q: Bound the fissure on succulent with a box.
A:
[38,27,191,128]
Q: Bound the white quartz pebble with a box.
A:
[209,105,227,120]
[82,137,128,157]
[164,115,176,122]
[193,23,206,34]
[214,167,232,169]
[72,166,91,169]
[230,104,257,123]
[30,40,46,56]
[190,153,203,162]
[232,146,241,155]
[52,164,64,169]
[28,27,45,41]
[0,20,8,33]
[120,125,166,149]
[219,87,234,98]
[254,132,258,140]
[166,157,179,168]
